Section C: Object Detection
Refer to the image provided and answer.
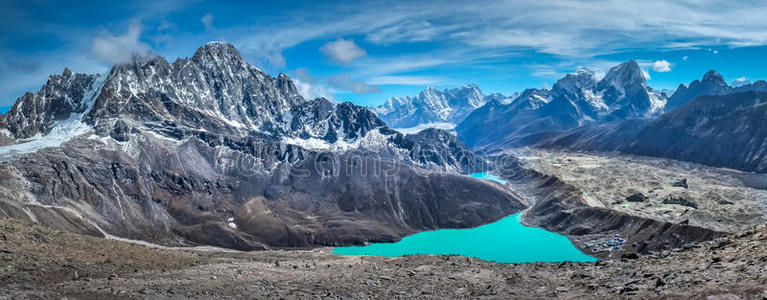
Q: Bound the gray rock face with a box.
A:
[0,42,525,250]
[85,42,302,137]
[0,133,524,249]
[0,68,98,139]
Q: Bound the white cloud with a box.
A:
[201,13,214,31]
[91,20,151,65]
[242,42,286,71]
[293,78,334,100]
[367,75,444,85]
[327,74,380,93]
[731,76,751,87]
[291,68,334,100]
[652,60,672,72]
[234,1,767,60]
[641,69,651,80]
[682,56,689,61]
[320,38,367,65]
[265,51,286,69]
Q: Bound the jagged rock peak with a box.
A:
[701,70,728,87]
[574,67,596,77]
[277,73,301,100]
[601,60,646,86]
[553,67,597,93]
[192,41,247,68]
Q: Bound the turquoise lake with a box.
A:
[468,172,508,184]
[333,172,597,263]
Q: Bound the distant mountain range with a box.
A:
[538,71,767,172]
[371,84,512,130]
[456,61,668,148]
[371,61,767,173]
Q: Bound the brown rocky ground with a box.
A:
[2,216,767,299]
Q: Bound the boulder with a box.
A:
[672,178,688,189]
[626,193,648,202]
[663,195,698,209]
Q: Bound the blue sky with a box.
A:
[2,0,767,107]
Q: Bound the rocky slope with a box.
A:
[487,150,728,259]
[665,70,732,111]
[628,91,767,172]
[665,70,767,111]
[456,61,666,149]
[0,42,526,250]
[3,215,767,299]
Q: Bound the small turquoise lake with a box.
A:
[468,172,507,184]
[333,172,597,263]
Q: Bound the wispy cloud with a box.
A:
[91,20,150,64]
[201,13,214,32]
[291,68,335,100]
[367,75,444,85]
[234,0,767,58]
[5,0,767,105]
[320,38,367,65]
[327,73,380,93]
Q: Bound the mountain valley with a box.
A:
[2,41,767,299]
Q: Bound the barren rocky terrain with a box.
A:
[3,215,767,299]
[517,148,767,234]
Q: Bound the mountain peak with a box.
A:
[554,68,597,93]
[666,70,732,110]
[602,60,645,85]
[192,41,244,65]
[574,67,595,77]
[702,70,726,84]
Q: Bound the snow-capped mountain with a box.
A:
[456,60,665,148]
[537,69,767,172]
[1,68,99,140]
[372,84,506,130]
[595,61,666,119]
[0,42,522,250]
[84,42,303,136]
[0,42,478,166]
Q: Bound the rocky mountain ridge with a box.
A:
[0,42,525,250]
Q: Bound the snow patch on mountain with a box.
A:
[281,128,394,152]
[0,75,105,158]
[395,122,456,134]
